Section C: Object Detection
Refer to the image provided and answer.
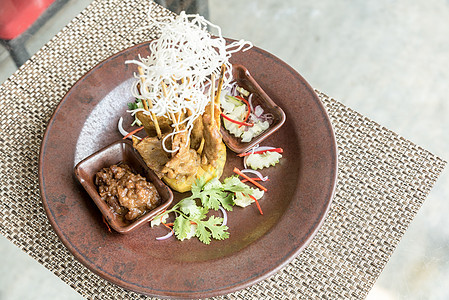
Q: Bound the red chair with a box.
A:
[0,0,69,67]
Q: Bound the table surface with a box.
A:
[0,0,448,299]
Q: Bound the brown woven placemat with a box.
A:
[0,0,446,299]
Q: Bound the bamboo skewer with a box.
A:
[214,64,226,106]
[137,67,162,139]
[210,73,216,126]
[141,97,149,111]
[214,64,226,129]
[161,80,180,132]
[137,67,150,112]
[197,138,205,155]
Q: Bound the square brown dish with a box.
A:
[74,139,173,234]
[221,64,286,153]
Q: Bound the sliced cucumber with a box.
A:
[246,152,282,170]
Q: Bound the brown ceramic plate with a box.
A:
[39,41,337,299]
[74,139,173,234]
[221,64,286,153]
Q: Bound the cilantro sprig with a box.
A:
[127,98,144,126]
[152,175,261,244]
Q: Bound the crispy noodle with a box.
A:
[126,10,252,152]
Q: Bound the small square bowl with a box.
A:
[220,64,286,153]
[74,139,173,234]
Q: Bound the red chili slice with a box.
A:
[235,95,251,128]
[237,148,284,157]
[221,113,253,127]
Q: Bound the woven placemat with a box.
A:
[0,0,446,299]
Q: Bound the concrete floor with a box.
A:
[1,0,448,299]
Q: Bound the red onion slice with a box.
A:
[260,113,274,125]
[251,146,277,152]
[240,169,269,181]
[219,206,228,227]
[254,105,264,117]
[248,93,254,112]
[155,229,174,241]
[242,146,277,168]
[229,81,238,96]
[118,117,129,137]
[243,145,276,156]
[118,117,141,140]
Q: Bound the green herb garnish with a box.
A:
[152,175,262,244]
[127,98,144,126]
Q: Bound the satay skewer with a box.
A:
[197,138,205,155]
[214,64,226,129]
[161,80,180,132]
[210,73,216,126]
[215,64,226,106]
[137,66,162,139]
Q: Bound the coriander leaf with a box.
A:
[192,175,208,193]
[195,222,211,244]
[222,176,253,193]
[203,216,229,240]
[201,189,227,210]
[220,193,234,211]
[203,215,223,226]
[127,99,143,110]
[178,198,202,218]
[165,174,264,244]
[190,176,208,202]
[222,175,241,186]
[197,206,209,220]
[197,192,211,209]
[203,177,222,191]
[128,99,144,126]
[173,215,191,241]
[198,178,228,210]
[184,224,197,240]
[127,102,138,110]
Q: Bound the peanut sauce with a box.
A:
[95,164,160,221]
